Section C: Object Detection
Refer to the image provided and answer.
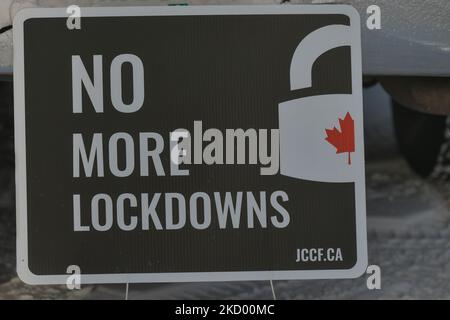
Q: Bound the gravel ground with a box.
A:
[1,82,450,299]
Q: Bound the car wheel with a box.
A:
[392,99,449,178]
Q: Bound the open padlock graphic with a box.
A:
[279,24,363,183]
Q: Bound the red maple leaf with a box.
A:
[325,112,355,165]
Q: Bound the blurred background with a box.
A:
[1,0,450,299]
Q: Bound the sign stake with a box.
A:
[125,282,129,300]
[270,280,277,300]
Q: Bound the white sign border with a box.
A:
[14,4,367,285]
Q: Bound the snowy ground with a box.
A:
[1,82,450,299]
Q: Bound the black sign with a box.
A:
[14,5,367,284]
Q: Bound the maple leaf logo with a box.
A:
[325,112,355,165]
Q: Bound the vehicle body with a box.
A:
[1,0,450,77]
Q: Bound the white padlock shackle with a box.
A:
[290,24,352,91]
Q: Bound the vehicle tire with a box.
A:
[392,99,448,178]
